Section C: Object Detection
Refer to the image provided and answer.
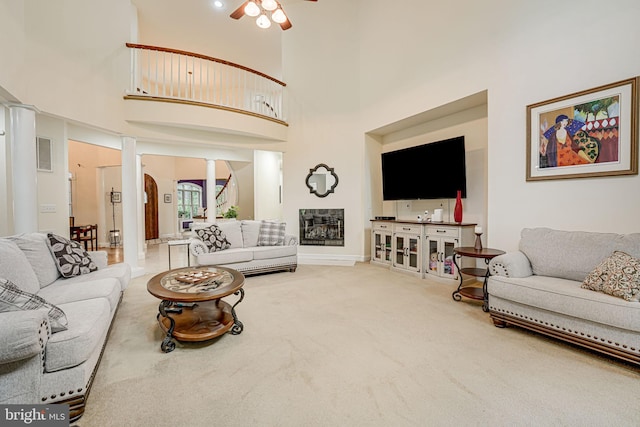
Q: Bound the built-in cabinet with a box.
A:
[371,220,475,281]
[424,225,474,280]
[371,222,393,265]
[392,224,422,276]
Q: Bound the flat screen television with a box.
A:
[381,136,467,200]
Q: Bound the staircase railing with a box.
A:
[216,174,233,217]
[125,43,287,124]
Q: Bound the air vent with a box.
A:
[36,136,53,172]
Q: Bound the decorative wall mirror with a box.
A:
[305,163,338,198]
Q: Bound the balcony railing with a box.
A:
[125,43,287,125]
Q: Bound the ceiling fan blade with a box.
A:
[230,1,249,20]
[279,19,292,30]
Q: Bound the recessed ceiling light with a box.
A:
[213,1,224,8]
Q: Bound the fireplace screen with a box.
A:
[299,209,344,246]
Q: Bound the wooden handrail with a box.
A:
[126,43,286,87]
[216,174,232,200]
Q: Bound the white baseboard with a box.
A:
[297,254,366,267]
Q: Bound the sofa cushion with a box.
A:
[241,220,261,248]
[0,240,40,294]
[488,274,640,332]
[62,262,131,292]
[258,220,286,246]
[582,251,640,302]
[46,233,98,278]
[38,278,121,311]
[519,228,640,282]
[45,298,111,372]
[252,245,297,260]
[0,278,68,333]
[215,221,243,249]
[195,225,231,252]
[8,233,60,288]
[196,248,253,265]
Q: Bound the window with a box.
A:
[177,182,202,218]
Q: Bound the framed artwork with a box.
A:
[526,77,638,181]
[110,191,121,203]
[164,194,172,203]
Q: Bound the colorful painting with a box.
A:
[527,78,638,181]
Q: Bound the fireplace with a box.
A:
[299,209,344,246]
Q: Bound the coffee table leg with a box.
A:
[158,300,180,353]
[230,288,245,335]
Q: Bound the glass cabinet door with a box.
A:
[395,236,405,266]
[384,234,392,262]
[408,236,420,270]
[441,238,458,279]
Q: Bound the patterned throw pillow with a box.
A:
[195,225,231,252]
[582,251,640,302]
[258,221,286,246]
[46,233,98,278]
[0,278,68,333]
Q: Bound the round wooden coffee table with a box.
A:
[147,266,245,353]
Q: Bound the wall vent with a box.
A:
[36,136,53,172]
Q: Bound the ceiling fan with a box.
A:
[230,0,317,31]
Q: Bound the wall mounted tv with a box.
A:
[381,136,467,200]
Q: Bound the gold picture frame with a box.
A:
[526,77,638,181]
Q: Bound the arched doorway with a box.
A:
[144,173,159,240]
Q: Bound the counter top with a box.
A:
[370,219,476,226]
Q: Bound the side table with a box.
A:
[451,246,505,312]
[168,239,191,270]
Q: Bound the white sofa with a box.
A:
[487,228,640,366]
[189,220,298,275]
[0,233,130,421]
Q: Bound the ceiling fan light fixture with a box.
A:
[244,1,260,17]
[256,14,272,28]
[271,8,287,24]
[261,0,278,11]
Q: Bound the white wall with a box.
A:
[486,0,640,251]
[0,106,10,235]
[35,115,69,235]
[356,0,640,253]
[254,150,283,220]
[282,0,363,262]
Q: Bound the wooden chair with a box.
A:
[73,224,98,251]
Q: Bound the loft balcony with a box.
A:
[124,43,288,141]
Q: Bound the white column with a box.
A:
[9,105,38,233]
[136,154,145,259]
[121,136,142,275]
[206,159,216,222]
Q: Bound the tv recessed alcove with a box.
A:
[366,90,488,227]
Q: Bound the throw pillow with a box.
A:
[46,233,98,278]
[258,220,286,246]
[0,278,68,333]
[582,251,640,302]
[195,224,231,252]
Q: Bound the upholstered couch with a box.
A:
[189,220,297,275]
[487,228,640,366]
[0,233,130,421]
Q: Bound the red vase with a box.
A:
[453,190,463,223]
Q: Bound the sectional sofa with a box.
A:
[189,220,298,275]
[0,232,130,421]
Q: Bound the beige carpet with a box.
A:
[79,263,640,426]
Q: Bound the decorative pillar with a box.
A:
[121,136,141,274]
[206,159,216,222]
[9,105,38,233]
[136,154,145,259]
